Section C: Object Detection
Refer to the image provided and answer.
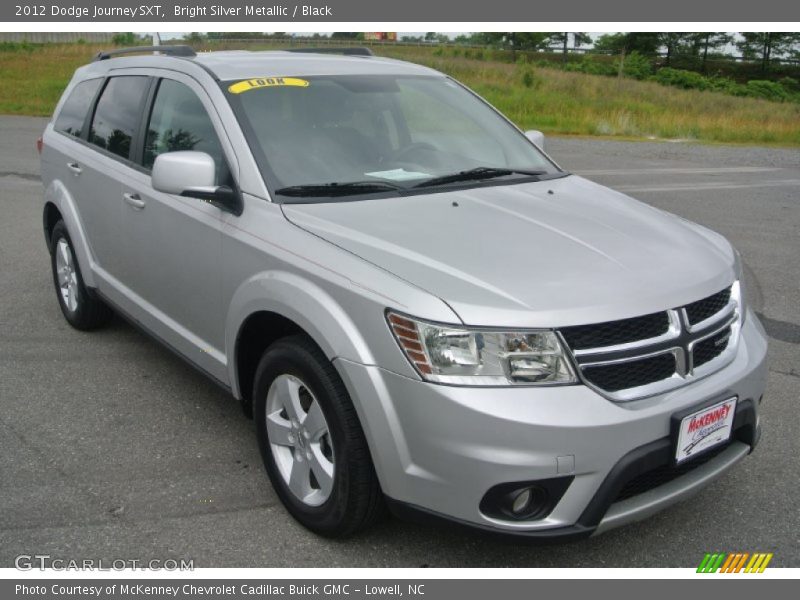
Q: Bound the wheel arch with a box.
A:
[226,270,375,403]
[43,179,97,288]
[43,201,63,253]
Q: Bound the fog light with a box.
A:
[479,477,574,522]
[507,485,547,519]
[511,488,532,514]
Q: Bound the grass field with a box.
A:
[2,42,799,146]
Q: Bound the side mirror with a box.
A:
[524,130,545,150]
[152,151,242,215]
[152,151,215,194]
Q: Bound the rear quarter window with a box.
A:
[54,78,103,139]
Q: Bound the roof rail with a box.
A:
[93,45,196,62]
[285,47,374,57]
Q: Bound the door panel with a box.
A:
[76,76,150,282]
[70,150,126,281]
[121,169,225,363]
[119,76,233,375]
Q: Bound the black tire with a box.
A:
[50,220,112,330]
[240,396,254,419]
[253,334,384,537]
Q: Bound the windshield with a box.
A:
[226,74,561,201]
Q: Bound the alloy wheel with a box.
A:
[55,238,79,313]
[265,374,335,506]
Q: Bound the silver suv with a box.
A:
[40,46,767,539]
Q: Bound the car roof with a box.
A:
[78,50,442,81]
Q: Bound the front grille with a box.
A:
[582,353,675,392]
[614,442,730,502]
[560,285,735,399]
[685,288,731,325]
[693,327,732,368]
[560,311,669,350]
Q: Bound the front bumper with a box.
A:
[335,311,768,539]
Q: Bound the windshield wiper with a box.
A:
[275,180,402,198]
[412,167,547,189]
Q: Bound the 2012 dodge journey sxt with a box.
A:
[39,45,768,539]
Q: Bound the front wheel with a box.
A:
[253,335,384,537]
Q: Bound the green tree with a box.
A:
[574,33,593,48]
[548,33,592,61]
[183,32,206,44]
[514,33,551,50]
[465,33,548,60]
[659,33,696,66]
[509,33,551,61]
[207,32,267,40]
[111,32,136,46]
[595,33,660,56]
[690,33,733,72]
[737,33,800,72]
[594,33,626,53]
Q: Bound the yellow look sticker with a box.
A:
[228,77,310,94]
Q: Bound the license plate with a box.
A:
[675,398,737,463]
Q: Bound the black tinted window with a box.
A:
[143,79,231,186]
[54,78,102,138]
[89,76,150,160]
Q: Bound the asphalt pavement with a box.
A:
[1,115,798,567]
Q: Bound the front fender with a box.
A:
[44,179,96,289]
[225,270,374,398]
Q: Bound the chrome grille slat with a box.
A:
[684,301,736,333]
[582,352,677,393]
[560,285,740,401]
[572,310,682,359]
[560,311,669,350]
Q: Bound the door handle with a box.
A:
[123,192,146,210]
[66,162,82,176]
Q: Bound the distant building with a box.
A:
[364,33,398,42]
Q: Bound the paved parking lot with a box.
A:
[1,115,798,567]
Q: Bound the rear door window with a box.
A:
[89,76,150,160]
[54,78,103,139]
[143,78,232,186]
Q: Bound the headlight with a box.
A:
[387,312,577,386]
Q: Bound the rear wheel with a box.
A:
[253,335,384,537]
[50,221,112,330]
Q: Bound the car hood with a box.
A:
[282,175,736,327]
